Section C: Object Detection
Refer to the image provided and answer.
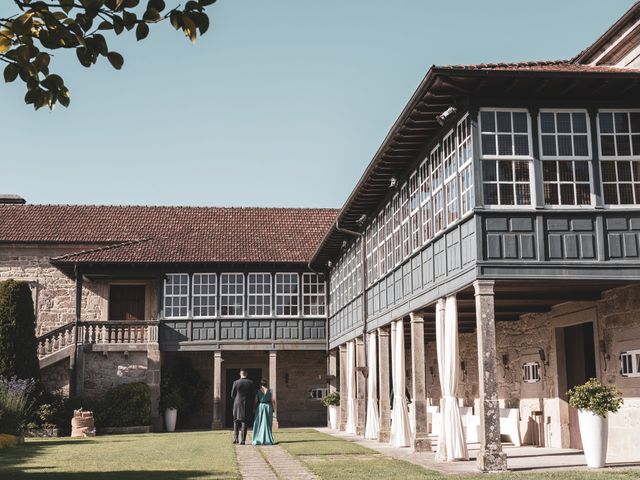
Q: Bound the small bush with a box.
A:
[322,391,340,407]
[161,358,208,413]
[567,378,623,417]
[95,382,151,427]
[0,377,37,435]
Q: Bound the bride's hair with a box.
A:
[260,379,268,387]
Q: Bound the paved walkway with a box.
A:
[235,443,318,480]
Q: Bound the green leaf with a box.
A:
[97,21,113,30]
[199,0,216,6]
[143,8,161,22]
[135,22,149,41]
[60,0,74,13]
[107,51,124,70]
[3,64,19,83]
[148,0,166,12]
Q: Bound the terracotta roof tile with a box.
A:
[437,60,640,73]
[0,205,338,264]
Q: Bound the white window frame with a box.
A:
[302,273,326,317]
[457,114,474,218]
[442,130,459,226]
[377,210,386,275]
[522,361,541,383]
[479,107,534,160]
[370,216,378,282]
[219,273,245,318]
[400,181,410,262]
[247,272,272,317]
[430,145,445,232]
[392,193,402,266]
[620,349,640,378]
[384,202,394,272]
[164,273,189,319]
[275,272,299,317]
[192,273,217,318]
[538,109,592,160]
[419,158,433,245]
[409,170,421,253]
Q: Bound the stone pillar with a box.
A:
[269,350,279,430]
[146,345,162,432]
[212,351,223,430]
[327,349,338,427]
[474,280,507,471]
[355,335,367,436]
[410,312,431,451]
[377,326,391,442]
[339,343,348,431]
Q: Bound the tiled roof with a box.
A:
[0,205,339,264]
[437,60,640,73]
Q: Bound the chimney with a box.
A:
[0,194,26,205]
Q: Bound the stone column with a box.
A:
[377,326,391,442]
[327,349,338,427]
[474,280,507,471]
[410,312,431,451]
[269,350,279,430]
[146,345,162,432]
[355,335,367,436]
[211,351,223,430]
[339,343,348,430]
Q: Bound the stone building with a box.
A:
[1,2,640,473]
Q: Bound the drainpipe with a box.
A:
[335,219,368,374]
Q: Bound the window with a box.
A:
[275,273,299,316]
[598,111,640,158]
[247,273,271,316]
[371,217,378,282]
[431,146,444,232]
[443,131,459,225]
[392,193,402,266]
[164,273,189,318]
[620,349,640,378]
[522,362,541,383]
[303,273,326,316]
[400,182,410,261]
[419,159,432,243]
[457,116,474,215]
[220,273,244,317]
[192,273,216,318]
[355,238,362,295]
[483,160,531,205]
[480,109,531,157]
[365,225,373,285]
[385,202,394,271]
[409,171,421,251]
[540,111,590,158]
[377,210,386,275]
[543,160,591,205]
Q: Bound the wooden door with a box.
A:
[109,285,146,320]
[563,322,596,450]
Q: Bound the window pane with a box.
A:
[544,184,559,204]
[603,184,618,204]
[484,184,498,204]
[573,135,589,157]
[498,161,513,181]
[514,161,530,181]
[599,113,614,134]
[540,113,555,133]
[620,183,634,204]
[499,184,514,204]
[557,113,571,133]
[576,184,591,205]
[515,184,531,205]
[632,161,640,181]
[575,161,590,182]
[617,135,631,156]
[497,134,512,155]
[480,111,495,132]
[633,136,640,156]
[558,161,573,181]
[482,161,496,181]
[572,112,587,133]
[497,112,511,132]
[513,112,528,133]
[513,135,529,156]
[542,135,556,156]
[542,161,557,181]
[560,184,575,205]
[618,161,632,181]
[630,113,640,133]
[601,135,616,156]
[601,162,617,182]
[481,134,496,155]
[615,112,629,133]
[558,135,573,156]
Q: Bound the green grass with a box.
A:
[0,431,239,480]
[276,428,373,455]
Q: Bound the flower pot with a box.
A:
[328,405,338,429]
[578,410,608,468]
[164,408,178,432]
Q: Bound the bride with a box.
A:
[252,379,276,445]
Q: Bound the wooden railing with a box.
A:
[37,322,75,359]
[36,321,159,360]
[79,321,159,344]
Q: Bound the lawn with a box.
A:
[0,431,238,480]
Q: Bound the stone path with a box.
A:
[235,443,318,480]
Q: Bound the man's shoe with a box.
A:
[233,440,238,444]
[240,441,245,445]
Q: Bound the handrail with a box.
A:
[36,321,75,341]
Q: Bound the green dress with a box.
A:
[252,389,275,445]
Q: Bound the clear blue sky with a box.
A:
[2,1,636,208]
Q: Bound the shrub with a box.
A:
[95,382,151,427]
[0,280,40,381]
[160,378,184,411]
[321,391,340,407]
[161,357,208,414]
[567,378,623,417]
[0,377,37,435]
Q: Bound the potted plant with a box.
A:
[160,381,184,433]
[322,392,340,429]
[567,378,623,468]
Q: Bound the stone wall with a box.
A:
[41,357,70,396]
[80,350,149,402]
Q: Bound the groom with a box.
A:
[231,369,255,445]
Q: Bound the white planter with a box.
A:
[328,406,338,429]
[164,408,178,432]
[578,410,608,468]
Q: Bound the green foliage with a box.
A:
[161,357,208,415]
[159,380,184,410]
[0,280,40,381]
[1,0,216,110]
[321,391,340,407]
[567,378,624,417]
[0,377,37,435]
[95,382,151,427]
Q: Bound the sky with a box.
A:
[2,1,637,208]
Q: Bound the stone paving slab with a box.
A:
[235,443,318,480]
[235,444,278,480]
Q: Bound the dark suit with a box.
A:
[231,377,255,443]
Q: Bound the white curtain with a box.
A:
[346,340,357,434]
[436,296,468,461]
[365,332,380,439]
[389,319,412,447]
